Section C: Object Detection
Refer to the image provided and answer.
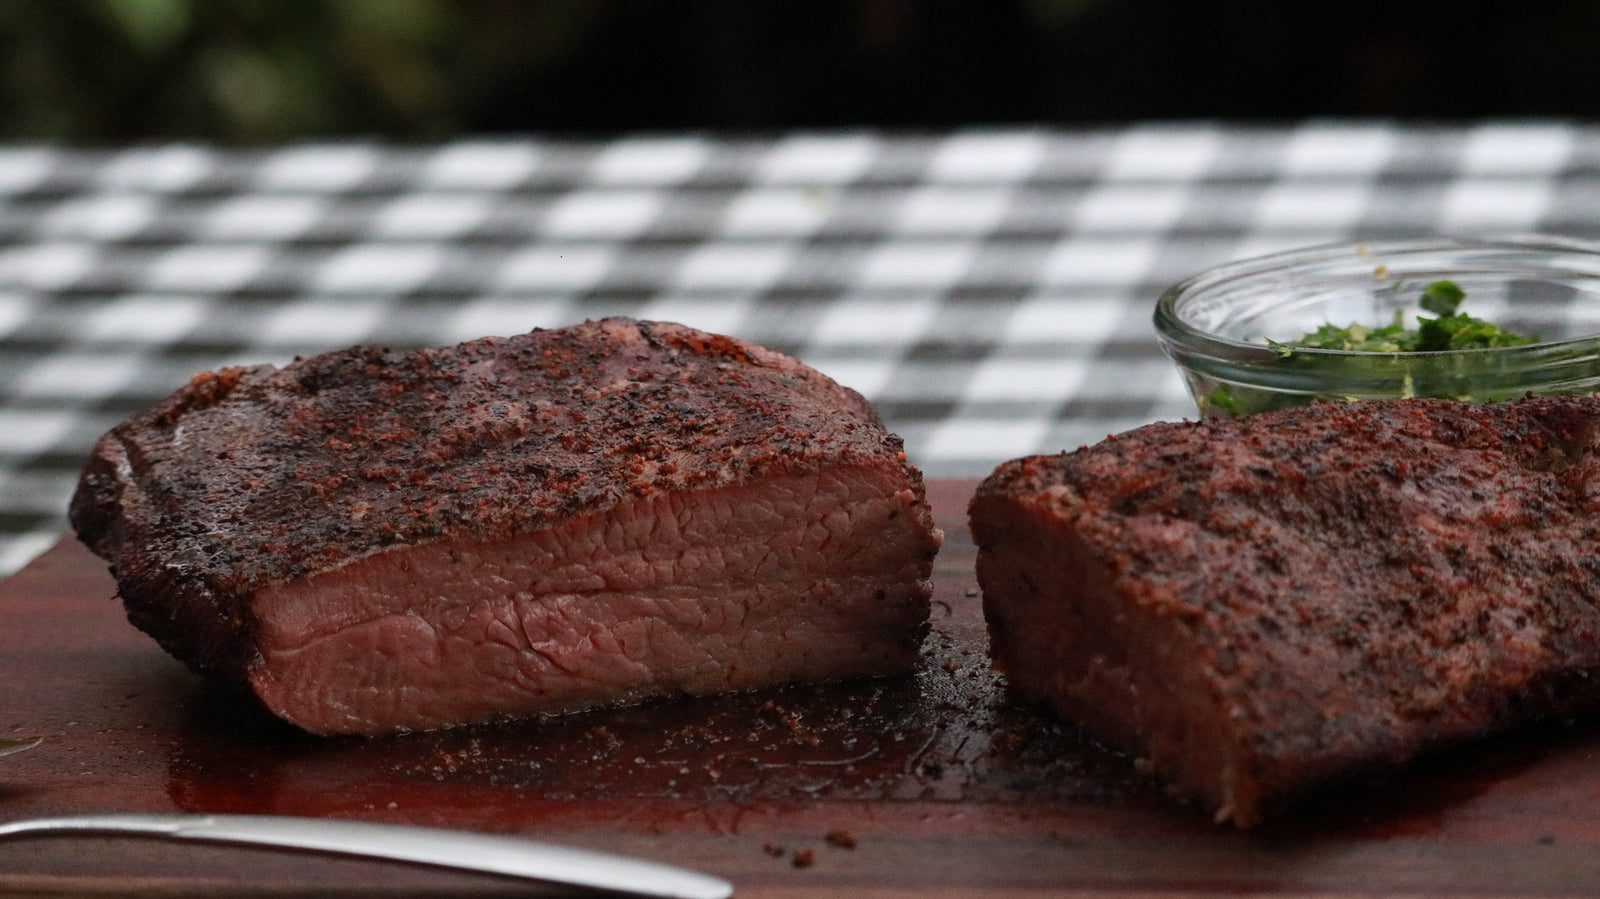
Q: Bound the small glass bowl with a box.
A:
[1154,237,1600,417]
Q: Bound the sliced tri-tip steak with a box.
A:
[71,318,942,736]
[970,395,1600,827]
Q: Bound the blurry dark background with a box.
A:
[3,0,1597,144]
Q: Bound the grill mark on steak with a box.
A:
[71,318,941,735]
[970,395,1600,827]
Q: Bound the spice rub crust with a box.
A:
[972,395,1600,825]
[72,318,935,685]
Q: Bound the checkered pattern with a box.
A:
[0,122,1594,575]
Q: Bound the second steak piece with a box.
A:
[71,318,942,735]
[971,395,1600,827]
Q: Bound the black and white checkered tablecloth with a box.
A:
[0,121,1596,575]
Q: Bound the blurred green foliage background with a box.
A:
[0,0,594,141]
[2,0,1597,144]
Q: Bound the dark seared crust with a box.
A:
[972,395,1600,825]
[71,317,933,682]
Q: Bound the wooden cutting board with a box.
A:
[3,480,1600,896]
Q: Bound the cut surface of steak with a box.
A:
[71,318,941,735]
[970,395,1600,827]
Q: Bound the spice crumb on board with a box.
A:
[792,848,816,868]
[825,829,857,849]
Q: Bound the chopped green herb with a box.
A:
[1201,385,1247,417]
[1272,280,1536,355]
[1418,279,1465,316]
[1202,281,1542,417]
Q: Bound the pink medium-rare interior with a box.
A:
[974,493,1255,823]
[247,466,935,735]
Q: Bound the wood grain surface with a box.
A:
[2,480,1600,896]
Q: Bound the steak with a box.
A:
[71,318,942,736]
[970,395,1600,826]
